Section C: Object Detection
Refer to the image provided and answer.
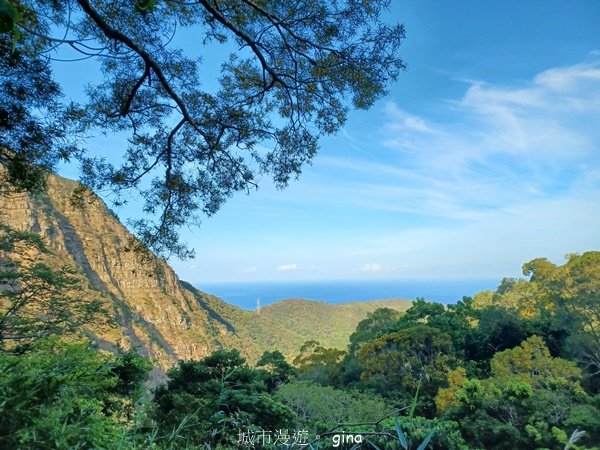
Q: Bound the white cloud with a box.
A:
[333,56,600,224]
[313,57,600,278]
[277,263,299,271]
[384,102,438,134]
[534,64,600,92]
[361,263,382,272]
[288,57,600,241]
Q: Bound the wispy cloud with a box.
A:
[277,263,299,272]
[362,190,600,278]
[384,104,439,134]
[310,57,600,278]
[322,57,600,223]
[361,263,382,272]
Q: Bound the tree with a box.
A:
[358,325,455,415]
[474,253,600,384]
[0,34,81,195]
[341,307,403,385]
[293,340,346,385]
[389,298,478,359]
[466,306,529,375]
[445,337,600,450]
[256,349,296,391]
[1,0,405,257]
[0,337,151,449]
[524,253,600,385]
[276,380,391,431]
[435,367,468,414]
[152,349,295,447]
[393,298,446,325]
[490,336,581,387]
[348,307,403,356]
[0,224,106,352]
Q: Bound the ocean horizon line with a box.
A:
[197,278,501,310]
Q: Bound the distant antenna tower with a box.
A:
[256,297,261,314]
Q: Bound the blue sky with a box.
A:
[54,1,600,283]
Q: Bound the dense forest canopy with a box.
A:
[0,0,404,257]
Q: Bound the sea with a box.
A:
[198,279,500,311]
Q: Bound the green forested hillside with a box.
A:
[180,286,413,360]
[260,298,413,352]
[178,284,312,360]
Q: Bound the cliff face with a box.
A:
[0,175,258,367]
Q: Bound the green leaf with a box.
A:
[135,0,158,13]
[0,0,19,34]
[416,430,435,450]
[409,380,421,418]
[394,417,408,449]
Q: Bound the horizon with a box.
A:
[197,276,502,285]
[197,277,503,310]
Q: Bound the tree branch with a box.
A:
[198,0,287,89]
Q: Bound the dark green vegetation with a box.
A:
[2,250,599,449]
[1,0,404,257]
